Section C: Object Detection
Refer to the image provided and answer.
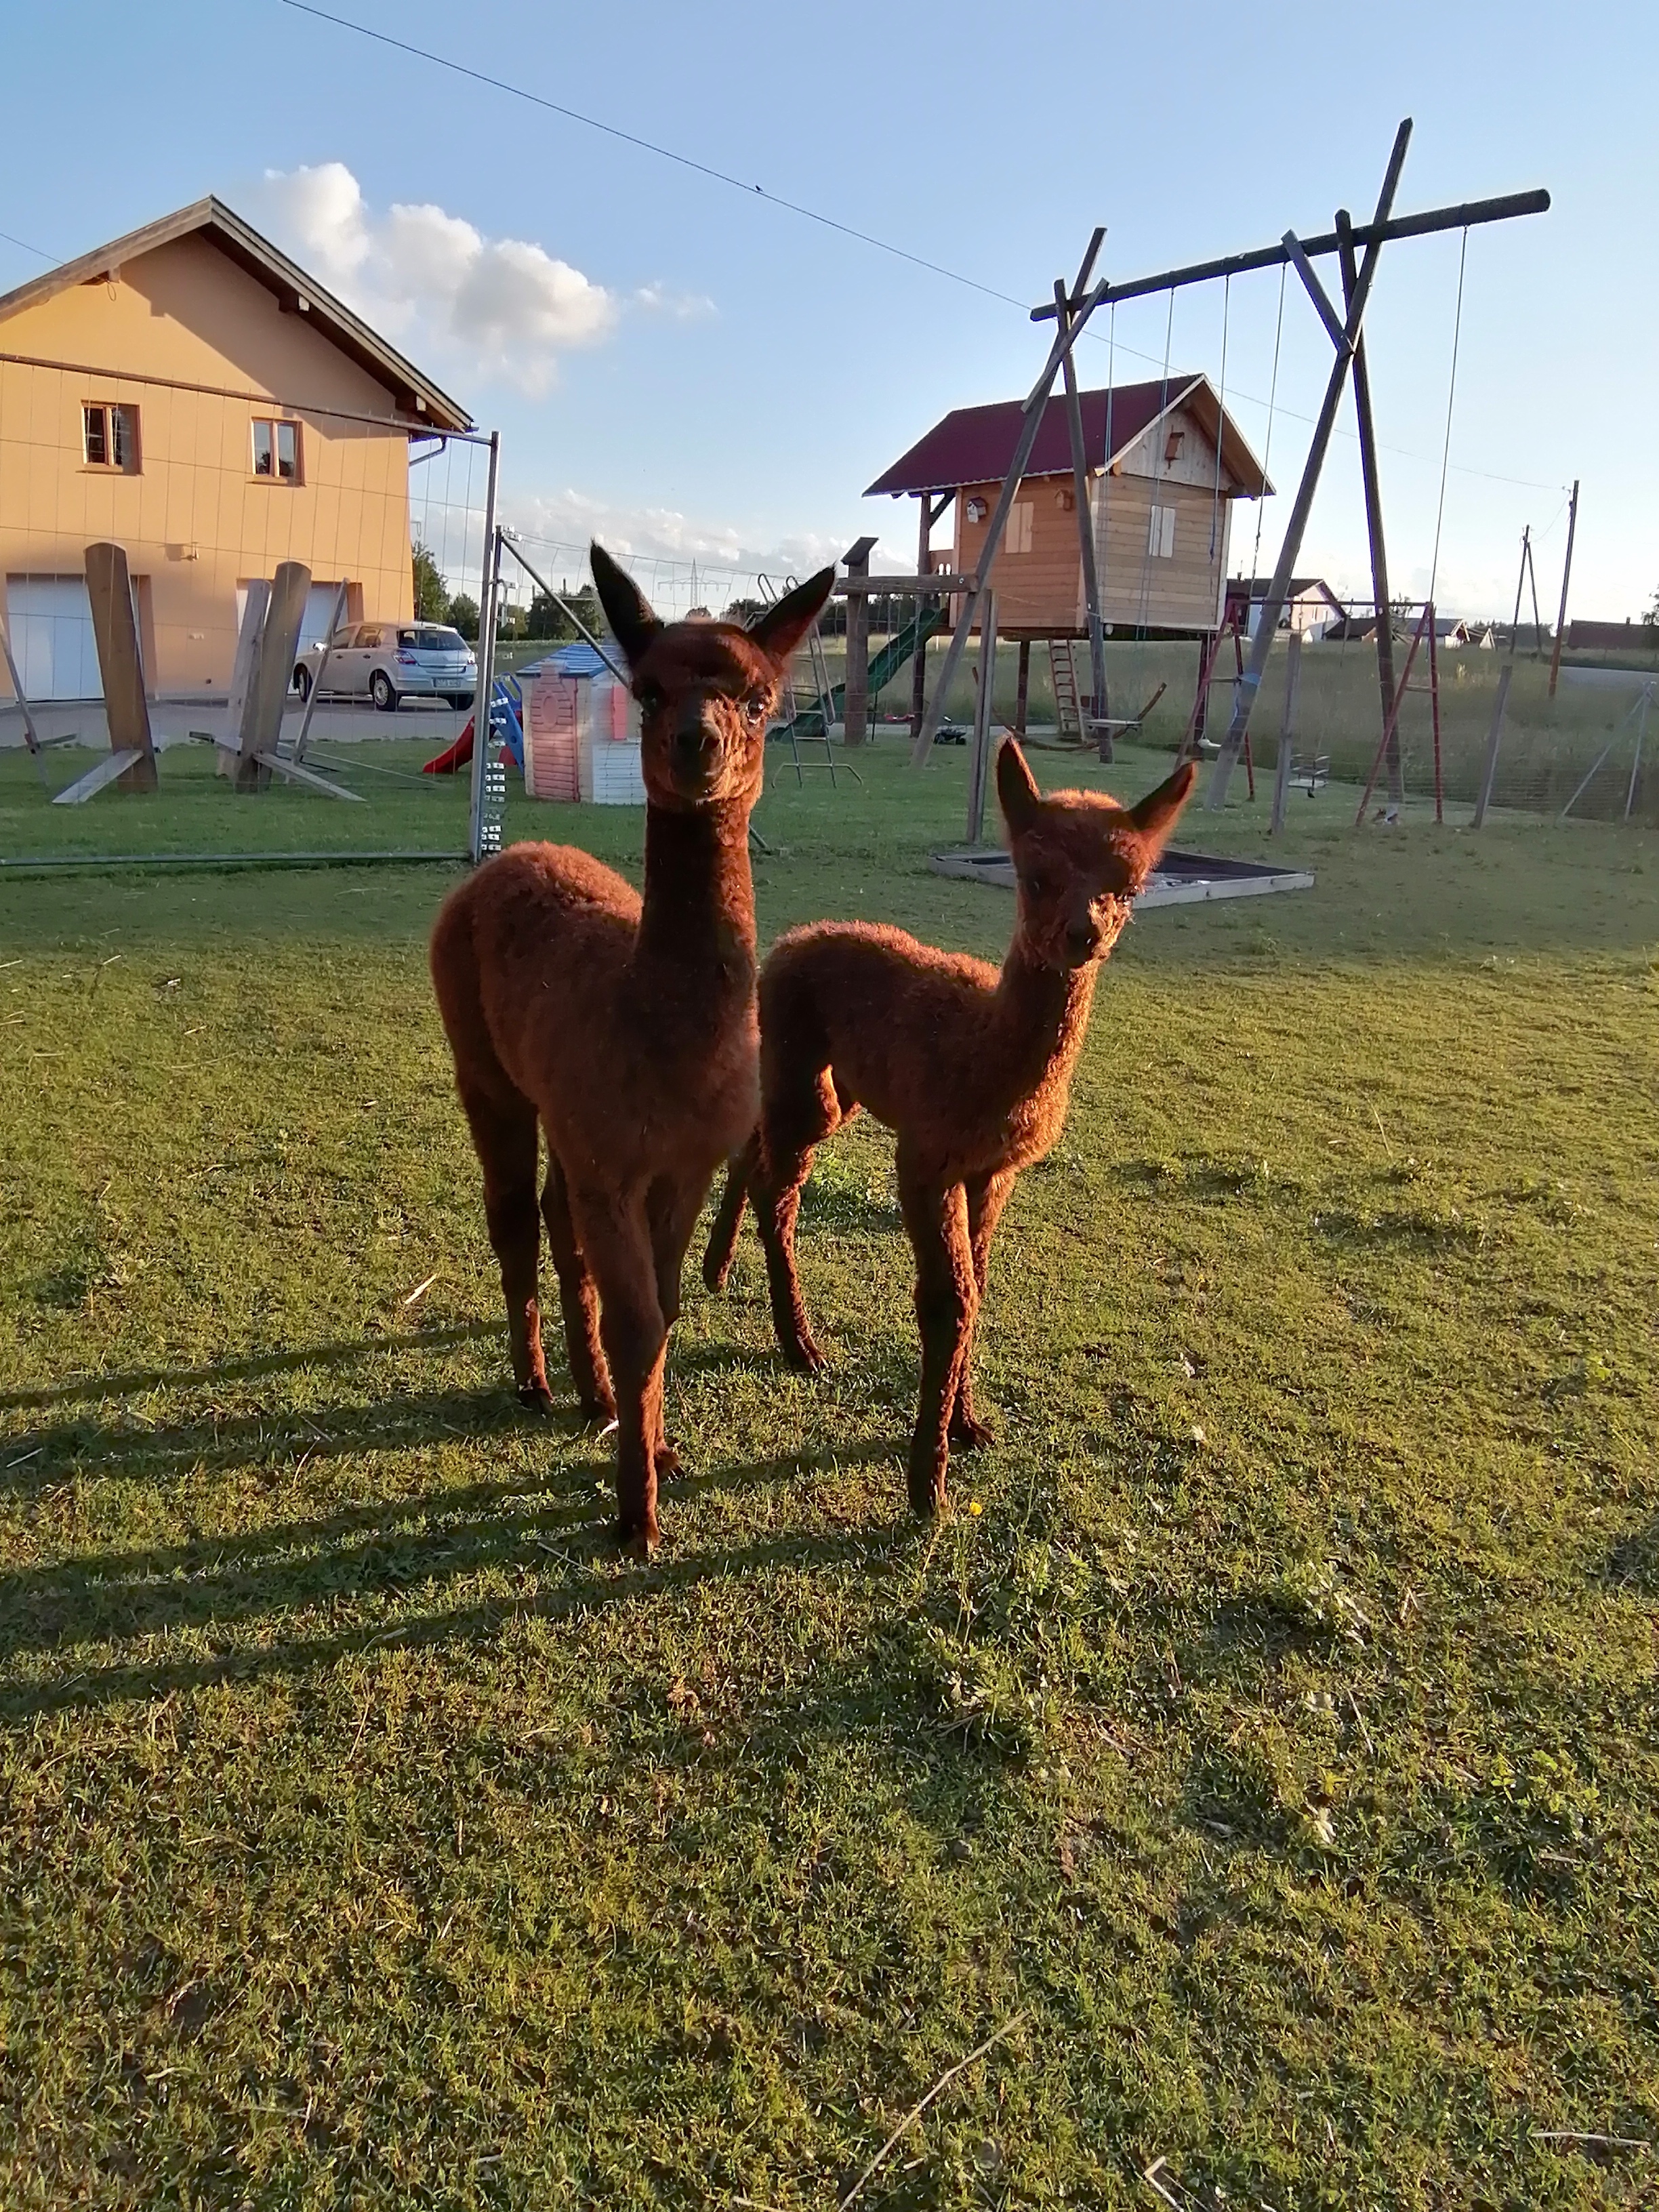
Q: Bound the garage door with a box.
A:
[5,576,104,701]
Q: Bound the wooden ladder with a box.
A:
[1047,638,1083,743]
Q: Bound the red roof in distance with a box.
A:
[865,375,1270,500]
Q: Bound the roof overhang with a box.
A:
[0,196,473,433]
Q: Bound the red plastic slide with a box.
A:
[422,717,474,775]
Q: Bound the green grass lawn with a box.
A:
[2,745,1657,2209]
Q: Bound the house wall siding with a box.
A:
[0,234,415,698]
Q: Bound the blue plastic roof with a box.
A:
[520,640,616,680]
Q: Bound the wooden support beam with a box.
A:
[52,748,142,805]
[1547,480,1579,697]
[253,751,364,800]
[0,609,43,755]
[1054,273,1109,746]
[1014,638,1030,737]
[1337,211,1401,809]
[965,590,998,844]
[85,542,158,793]
[1207,120,1412,807]
[911,497,931,747]
[290,579,349,762]
[834,572,972,595]
[234,562,311,792]
[842,534,876,748]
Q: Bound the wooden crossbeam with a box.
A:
[252,752,363,801]
[52,749,141,805]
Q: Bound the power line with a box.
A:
[274,0,1563,497]
[0,227,54,262]
[278,0,1025,311]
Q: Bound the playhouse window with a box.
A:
[252,417,300,483]
[1147,504,1176,560]
[83,403,140,471]
[1004,502,1033,555]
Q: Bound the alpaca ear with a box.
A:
[590,541,662,670]
[1127,758,1198,863]
[996,738,1042,835]
[747,568,836,665]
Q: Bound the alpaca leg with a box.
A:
[754,1066,843,1373]
[646,1170,712,1479]
[951,1170,1015,1450]
[701,1132,758,1292]
[898,1160,976,1518]
[458,1086,550,1409]
[541,1151,614,1424]
[569,1185,669,1553]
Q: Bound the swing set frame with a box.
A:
[909,117,1549,835]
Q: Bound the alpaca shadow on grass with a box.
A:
[0,1322,497,1415]
[0,1441,912,1721]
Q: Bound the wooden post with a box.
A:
[1427,604,1443,823]
[1336,211,1401,811]
[912,268,1109,763]
[84,542,158,792]
[236,560,311,792]
[1506,528,1529,662]
[911,495,932,744]
[1525,529,1545,657]
[966,590,998,845]
[1052,243,1109,741]
[0,606,43,756]
[1014,638,1031,735]
[1471,662,1513,828]
[1207,121,1412,806]
[1547,479,1578,697]
[842,534,876,747]
[291,580,349,763]
[1270,632,1301,835]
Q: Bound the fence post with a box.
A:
[1471,663,1512,830]
[467,430,502,864]
[965,590,998,845]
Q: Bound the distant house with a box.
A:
[1324,611,1475,648]
[866,375,1271,638]
[0,197,470,703]
[1230,574,1344,642]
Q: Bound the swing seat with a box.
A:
[1294,752,1330,794]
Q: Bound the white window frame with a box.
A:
[83,401,140,472]
[251,416,302,485]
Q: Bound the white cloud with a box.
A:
[634,281,717,321]
[254,162,616,396]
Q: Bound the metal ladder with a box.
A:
[1047,638,1084,743]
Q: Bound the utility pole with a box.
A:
[1547,480,1579,697]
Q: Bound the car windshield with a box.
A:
[398,627,466,651]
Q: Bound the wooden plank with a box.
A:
[84,542,157,792]
[52,749,141,806]
[0,608,43,754]
[289,579,348,762]
[253,751,365,801]
[238,560,312,790]
[224,582,268,777]
[836,572,973,594]
[965,590,997,843]
[1336,213,1401,808]
[841,536,876,747]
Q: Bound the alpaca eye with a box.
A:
[744,696,768,724]
[1024,874,1047,899]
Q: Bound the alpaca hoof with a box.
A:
[579,1392,617,1427]
[618,1519,661,1559]
[702,1255,731,1294]
[907,1464,947,1519]
[950,1412,996,1452]
[518,1382,556,1416]
[783,1335,827,1376]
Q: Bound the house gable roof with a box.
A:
[865,375,1271,500]
[0,197,472,432]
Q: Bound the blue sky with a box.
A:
[3,0,1654,620]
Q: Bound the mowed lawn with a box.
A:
[1,744,1656,2209]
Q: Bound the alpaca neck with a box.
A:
[636,798,757,983]
[990,935,1099,1105]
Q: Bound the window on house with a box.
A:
[252,417,301,483]
[1147,504,1176,560]
[1004,502,1033,555]
[83,403,140,471]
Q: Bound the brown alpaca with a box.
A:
[430,546,833,1552]
[704,741,1196,1516]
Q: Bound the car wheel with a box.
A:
[449,692,475,710]
[370,672,398,712]
[291,665,312,701]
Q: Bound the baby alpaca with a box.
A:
[704,739,1196,1515]
[431,545,833,1552]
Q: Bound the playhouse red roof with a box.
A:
[865,375,1270,499]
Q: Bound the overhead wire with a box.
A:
[1427,228,1469,611]
[249,3,1563,499]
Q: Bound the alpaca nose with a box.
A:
[674,716,718,772]
[1066,921,1101,962]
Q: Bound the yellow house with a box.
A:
[0,197,472,703]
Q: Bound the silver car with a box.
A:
[293,621,476,711]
